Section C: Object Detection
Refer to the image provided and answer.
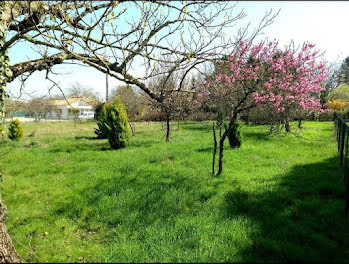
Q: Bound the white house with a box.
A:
[48,97,97,120]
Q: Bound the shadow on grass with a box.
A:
[50,140,111,153]
[196,147,212,153]
[53,168,201,227]
[196,146,233,153]
[181,122,211,132]
[243,131,273,141]
[128,139,159,149]
[222,156,349,262]
[51,136,158,153]
[74,136,101,140]
[51,155,349,261]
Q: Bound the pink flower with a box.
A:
[252,92,259,103]
[197,39,327,116]
[274,101,281,108]
[202,90,210,97]
[193,100,201,107]
[264,82,272,90]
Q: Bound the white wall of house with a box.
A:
[48,100,95,120]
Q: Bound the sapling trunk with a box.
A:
[216,117,236,176]
[269,124,274,134]
[165,115,171,142]
[285,119,291,132]
[298,118,302,129]
[129,122,136,136]
[217,139,223,175]
[245,114,250,125]
[212,122,217,175]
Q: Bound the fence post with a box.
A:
[344,129,349,179]
[344,177,349,216]
[334,112,338,140]
[346,129,349,217]
[340,125,346,167]
[333,112,349,216]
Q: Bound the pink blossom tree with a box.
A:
[196,40,328,176]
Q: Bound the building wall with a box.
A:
[49,104,94,120]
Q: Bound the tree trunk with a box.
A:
[217,136,226,176]
[216,121,231,176]
[269,124,274,134]
[298,118,302,129]
[219,122,222,138]
[129,122,136,136]
[0,4,22,261]
[165,115,171,142]
[0,2,8,121]
[245,114,250,125]
[212,122,217,175]
[215,115,238,176]
[0,198,22,263]
[285,119,291,133]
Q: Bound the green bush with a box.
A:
[94,103,107,139]
[224,121,242,148]
[94,103,104,121]
[0,124,4,142]
[97,97,130,149]
[8,119,24,141]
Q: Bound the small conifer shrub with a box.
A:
[224,121,242,148]
[8,119,24,141]
[97,97,130,149]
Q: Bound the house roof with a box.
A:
[50,97,98,107]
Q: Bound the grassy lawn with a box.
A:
[0,120,348,262]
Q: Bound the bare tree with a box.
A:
[3,98,27,119]
[147,71,176,142]
[27,97,56,121]
[111,85,144,136]
[1,1,279,121]
[64,82,101,102]
[68,107,79,128]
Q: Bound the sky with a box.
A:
[7,1,349,101]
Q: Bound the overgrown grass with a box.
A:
[0,120,348,262]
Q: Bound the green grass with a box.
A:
[0,120,348,262]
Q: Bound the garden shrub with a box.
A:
[94,103,107,139]
[8,119,23,141]
[97,97,130,149]
[0,124,4,142]
[224,121,242,148]
[94,103,104,121]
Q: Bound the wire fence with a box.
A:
[333,112,349,216]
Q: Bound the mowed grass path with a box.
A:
[0,121,348,262]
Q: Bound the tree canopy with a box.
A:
[1,1,279,117]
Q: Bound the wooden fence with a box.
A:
[333,112,349,216]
